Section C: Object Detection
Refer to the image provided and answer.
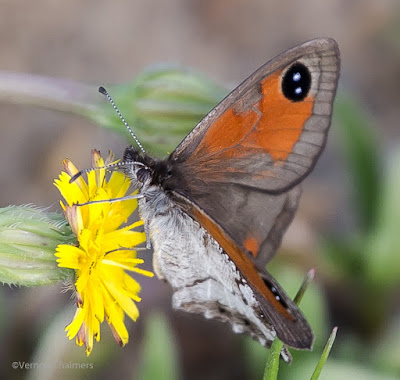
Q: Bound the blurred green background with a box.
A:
[0,1,399,379]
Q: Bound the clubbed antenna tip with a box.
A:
[97,86,146,155]
[69,161,124,184]
[69,171,83,183]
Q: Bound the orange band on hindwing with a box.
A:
[191,206,294,321]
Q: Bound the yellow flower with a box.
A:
[54,150,153,356]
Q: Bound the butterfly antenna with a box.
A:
[98,86,146,155]
[69,160,147,183]
[69,161,122,183]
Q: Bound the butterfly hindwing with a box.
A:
[170,192,314,349]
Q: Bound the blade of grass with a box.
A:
[310,327,338,380]
[263,339,284,380]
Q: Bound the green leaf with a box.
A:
[321,237,365,281]
[334,94,382,235]
[308,360,399,380]
[371,316,400,374]
[366,149,400,287]
[138,312,181,380]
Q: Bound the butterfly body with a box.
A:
[121,38,340,357]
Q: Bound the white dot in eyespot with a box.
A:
[295,87,302,95]
[293,72,301,81]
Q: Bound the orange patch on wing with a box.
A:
[194,107,257,159]
[191,206,294,321]
[190,69,314,162]
[244,236,260,257]
[251,71,313,161]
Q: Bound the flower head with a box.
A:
[54,150,152,355]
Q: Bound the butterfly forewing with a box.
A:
[170,38,339,192]
[166,38,339,265]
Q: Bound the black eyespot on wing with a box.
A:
[281,62,311,102]
[262,276,289,311]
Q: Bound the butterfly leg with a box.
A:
[74,193,144,207]
[144,221,152,250]
[105,246,149,254]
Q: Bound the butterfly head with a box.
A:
[122,145,175,192]
[121,146,151,187]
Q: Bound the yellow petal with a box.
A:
[104,277,140,322]
[55,244,85,269]
[66,307,85,339]
[62,159,89,199]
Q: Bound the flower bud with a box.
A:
[0,206,75,286]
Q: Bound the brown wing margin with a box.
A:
[172,191,313,349]
[254,185,302,267]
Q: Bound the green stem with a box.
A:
[294,268,316,305]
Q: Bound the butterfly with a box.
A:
[102,38,340,361]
